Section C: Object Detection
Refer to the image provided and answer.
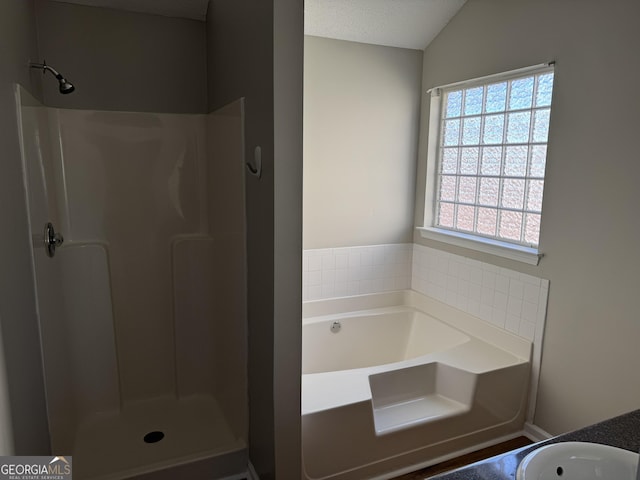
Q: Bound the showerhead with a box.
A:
[30,61,75,94]
[57,76,75,94]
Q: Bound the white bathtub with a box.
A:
[302,290,531,480]
[303,307,471,374]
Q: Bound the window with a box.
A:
[421,64,554,265]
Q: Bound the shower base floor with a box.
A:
[73,394,245,480]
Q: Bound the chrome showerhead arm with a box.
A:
[30,60,75,94]
[30,61,60,77]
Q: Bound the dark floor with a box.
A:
[390,436,533,480]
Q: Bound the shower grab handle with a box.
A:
[44,222,64,258]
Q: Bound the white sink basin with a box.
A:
[517,441,639,480]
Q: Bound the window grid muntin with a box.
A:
[435,70,553,247]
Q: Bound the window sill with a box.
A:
[417,227,543,266]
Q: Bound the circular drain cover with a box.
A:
[143,431,165,443]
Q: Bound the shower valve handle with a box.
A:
[44,222,64,258]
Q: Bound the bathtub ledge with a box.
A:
[302,338,524,415]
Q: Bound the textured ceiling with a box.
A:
[50,0,466,50]
[49,0,210,20]
[305,0,467,50]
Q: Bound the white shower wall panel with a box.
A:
[57,244,120,420]
[173,236,217,397]
[206,101,248,441]
[53,109,209,402]
[17,95,77,452]
[19,97,120,451]
[18,86,248,473]
[19,104,62,231]
[52,111,209,242]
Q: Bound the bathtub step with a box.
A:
[372,394,469,436]
[368,362,476,436]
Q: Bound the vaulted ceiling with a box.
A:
[51,0,466,50]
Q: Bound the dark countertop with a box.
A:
[430,409,640,480]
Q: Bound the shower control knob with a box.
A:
[44,222,64,258]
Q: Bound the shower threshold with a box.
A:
[73,394,245,480]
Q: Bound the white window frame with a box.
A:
[418,63,555,266]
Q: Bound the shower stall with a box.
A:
[15,85,248,479]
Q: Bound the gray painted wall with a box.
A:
[35,0,207,113]
[304,37,422,249]
[415,0,640,434]
[206,1,277,478]
[0,0,51,455]
[207,1,303,477]
[273,0,303,477]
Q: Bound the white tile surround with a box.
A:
[302,244,413,302]
[302,243,549,345]
[412,244,549,343]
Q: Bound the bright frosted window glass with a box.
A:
[477,207,497,236]
[456,205,475,232]
[464,87,484,115]
[525,213,541,244]
[480,146,502,175]
[479,177,499,206]
[506,111,531,143]
[443,119,460,146]
[458,176,477,203]
[509,77,534,110]
[483,114,505,144]
[499,211,523,242]
[446,90,463,117]
[535,73,554,107]
[442,148,458,174]
[440,176,457,202]
[527,180,544,211]
[501,179,525,209]
[460,147,479,174]
[435,68,554,247]
[533,109,551,142]
[485,82,507,113]
[530,145,547,177]
[462,117,481,145]
[438,202,454,227]
[504,146,528,177]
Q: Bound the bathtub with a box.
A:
[302,290,531,480]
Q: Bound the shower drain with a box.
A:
[143,431,165,444]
